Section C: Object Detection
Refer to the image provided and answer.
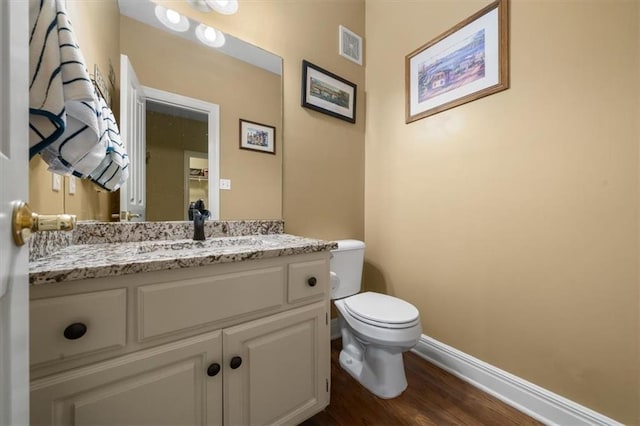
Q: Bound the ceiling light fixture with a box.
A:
[186,0,212,13]
[195,23,226,48]
[188,0,239,15]
[154,5,189,32]
[206,0,238,15]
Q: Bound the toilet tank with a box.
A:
[330,240,365,299]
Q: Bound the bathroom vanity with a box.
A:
[28,221,335,426]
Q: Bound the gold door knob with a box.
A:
[12,201,76,246]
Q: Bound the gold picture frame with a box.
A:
[405,0,509,123]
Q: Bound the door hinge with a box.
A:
[326,378,329,392]
[325,312,328,325]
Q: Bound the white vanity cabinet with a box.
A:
[29,252,331,426]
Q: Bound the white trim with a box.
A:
[331,321,620,425]
[142,86,220,220]
[412,335,622,426]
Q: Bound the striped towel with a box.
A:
[29,0,128,191]
[88,97,129,191]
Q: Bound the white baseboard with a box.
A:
[412,335,622,426]
[330,319,620,426]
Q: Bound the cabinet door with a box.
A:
[31,331,223,426]
[223,302,330,426]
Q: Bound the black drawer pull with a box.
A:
[63,322,87,340]
[207,363,221,377]
[230,356,242,369]
[307,277,317,287]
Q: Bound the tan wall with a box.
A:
[365,0,639,423]
[29,158,64,215]
[155,0,366,239]
[29,0,120,221]
[637,2,640,417]
[146,112,208,221]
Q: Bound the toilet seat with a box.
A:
[343,292,420,329]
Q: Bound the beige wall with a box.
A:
[120,16,282,220]
[29,0,120,221]
[146,112,208,221]
[365,0,639,423]
[26,0,640,422]
[156,0,366,240]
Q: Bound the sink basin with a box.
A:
[136,236,269,255]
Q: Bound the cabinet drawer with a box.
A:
[30,289,127,366]
[138,266,285,341]
[288,259,328,303]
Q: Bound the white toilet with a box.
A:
[331,240,422,399]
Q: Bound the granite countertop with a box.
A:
[30,234,337,286]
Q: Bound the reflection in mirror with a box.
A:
[186,151,209,219]
[27,0,284,222]
[119,0,283,221]
[146,101,209,221]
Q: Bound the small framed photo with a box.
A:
[339,25,363,65]
[301,60,357,123]
[405,0,509,123]
[239,119,276,154]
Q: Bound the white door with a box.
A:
[119,54,146,221]
[0,1,30,425]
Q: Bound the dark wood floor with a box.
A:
[301,339,542,426]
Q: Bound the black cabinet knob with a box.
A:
[207,363,221,377]
[307,277,317,287]
[230,356,242,369]
[63,322,87,340]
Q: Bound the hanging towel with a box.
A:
[29,0,129,191]
[87,96,130,191]
[38,94,108,177]
[29,0,95,158]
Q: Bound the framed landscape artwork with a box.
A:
[239,119,276,154]
[405,0,509,123]
[301,60,357,123]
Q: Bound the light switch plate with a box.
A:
[69,176,76,194]
[52,173,61,191]
[219,179,231,190]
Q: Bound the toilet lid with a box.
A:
[343,292,419,327]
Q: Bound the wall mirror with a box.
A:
[118,0,283,222]
[28,0,283,222]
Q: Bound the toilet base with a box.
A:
[339,343,408,399]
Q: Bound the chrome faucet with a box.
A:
[193,211,206,241]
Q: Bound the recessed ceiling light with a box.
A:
[204,0,238,15]
[186,0,212,13]
[195,23,226,48]
[154,5,190,32]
